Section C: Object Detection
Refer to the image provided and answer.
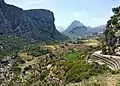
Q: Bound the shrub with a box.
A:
[14,65,21,74]
[40,71,48,81]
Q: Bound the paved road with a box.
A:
[90,50,120,70]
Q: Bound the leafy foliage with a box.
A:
[0,34,26,59]
[112,6,120,14]
[23,44,50,57]
[54,51,110,83]
[103,6,120,54]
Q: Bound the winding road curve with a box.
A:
[89,51,120,70]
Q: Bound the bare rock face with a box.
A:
[0,0,68,42]
[0,0,5,4]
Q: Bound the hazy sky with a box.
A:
[5,0,120,31]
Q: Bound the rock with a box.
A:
[115,30,120,37]
[0,0,68,42]
[47,64,52,70]
[0,56,16,86]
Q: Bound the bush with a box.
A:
[25,45,50,57]
[40,71,48,81]
[65,43,68,46]
[55,51,110,83]
[14,65,21,74]
[65,61,110,83]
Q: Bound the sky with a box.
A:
[5,0,120,31]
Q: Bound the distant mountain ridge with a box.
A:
[87,25,106,35]
[62,20,106,38]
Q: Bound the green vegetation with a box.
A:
[103,6,120,54]
[117,78,120,86]
[39,71,48,81]
[112,6,120,14]
[65,51,85,60]
[23,44,50,57]
[0,34,26,59]
[65,63,109,83]
[53,51,110,83]
[14,65,21,74]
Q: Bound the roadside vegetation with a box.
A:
[53,50,111,84]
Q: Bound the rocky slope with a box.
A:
[0,56,18,86]
[0,0,68,42]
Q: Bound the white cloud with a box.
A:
[5,0,55,10]
[88,18,108,26]
[73,12,81,19]
[5,0,48,5]
[25,0,47,5]
[56,26,66,32]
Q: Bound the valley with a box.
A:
[1,35,120,86]
[0,0,120,86]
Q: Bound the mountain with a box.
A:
[86,25,106,35]
[63,20,106,38]
[62,20,88,38]
[0,0,68,42]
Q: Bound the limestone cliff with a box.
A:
[0,0,68,42]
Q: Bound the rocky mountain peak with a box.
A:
[63,20,106,38]
[62,20,87,38]
[71,20,84,27]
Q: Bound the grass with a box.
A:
[84,39,99,45]
[65,51,85,60]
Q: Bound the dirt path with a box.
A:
[106,75,118,86]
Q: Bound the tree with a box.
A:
[112,7,119,14]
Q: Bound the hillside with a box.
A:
[0,0,68,42]
[102,6,120,55]
[0,34,26,59]
[8,43,113,86]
